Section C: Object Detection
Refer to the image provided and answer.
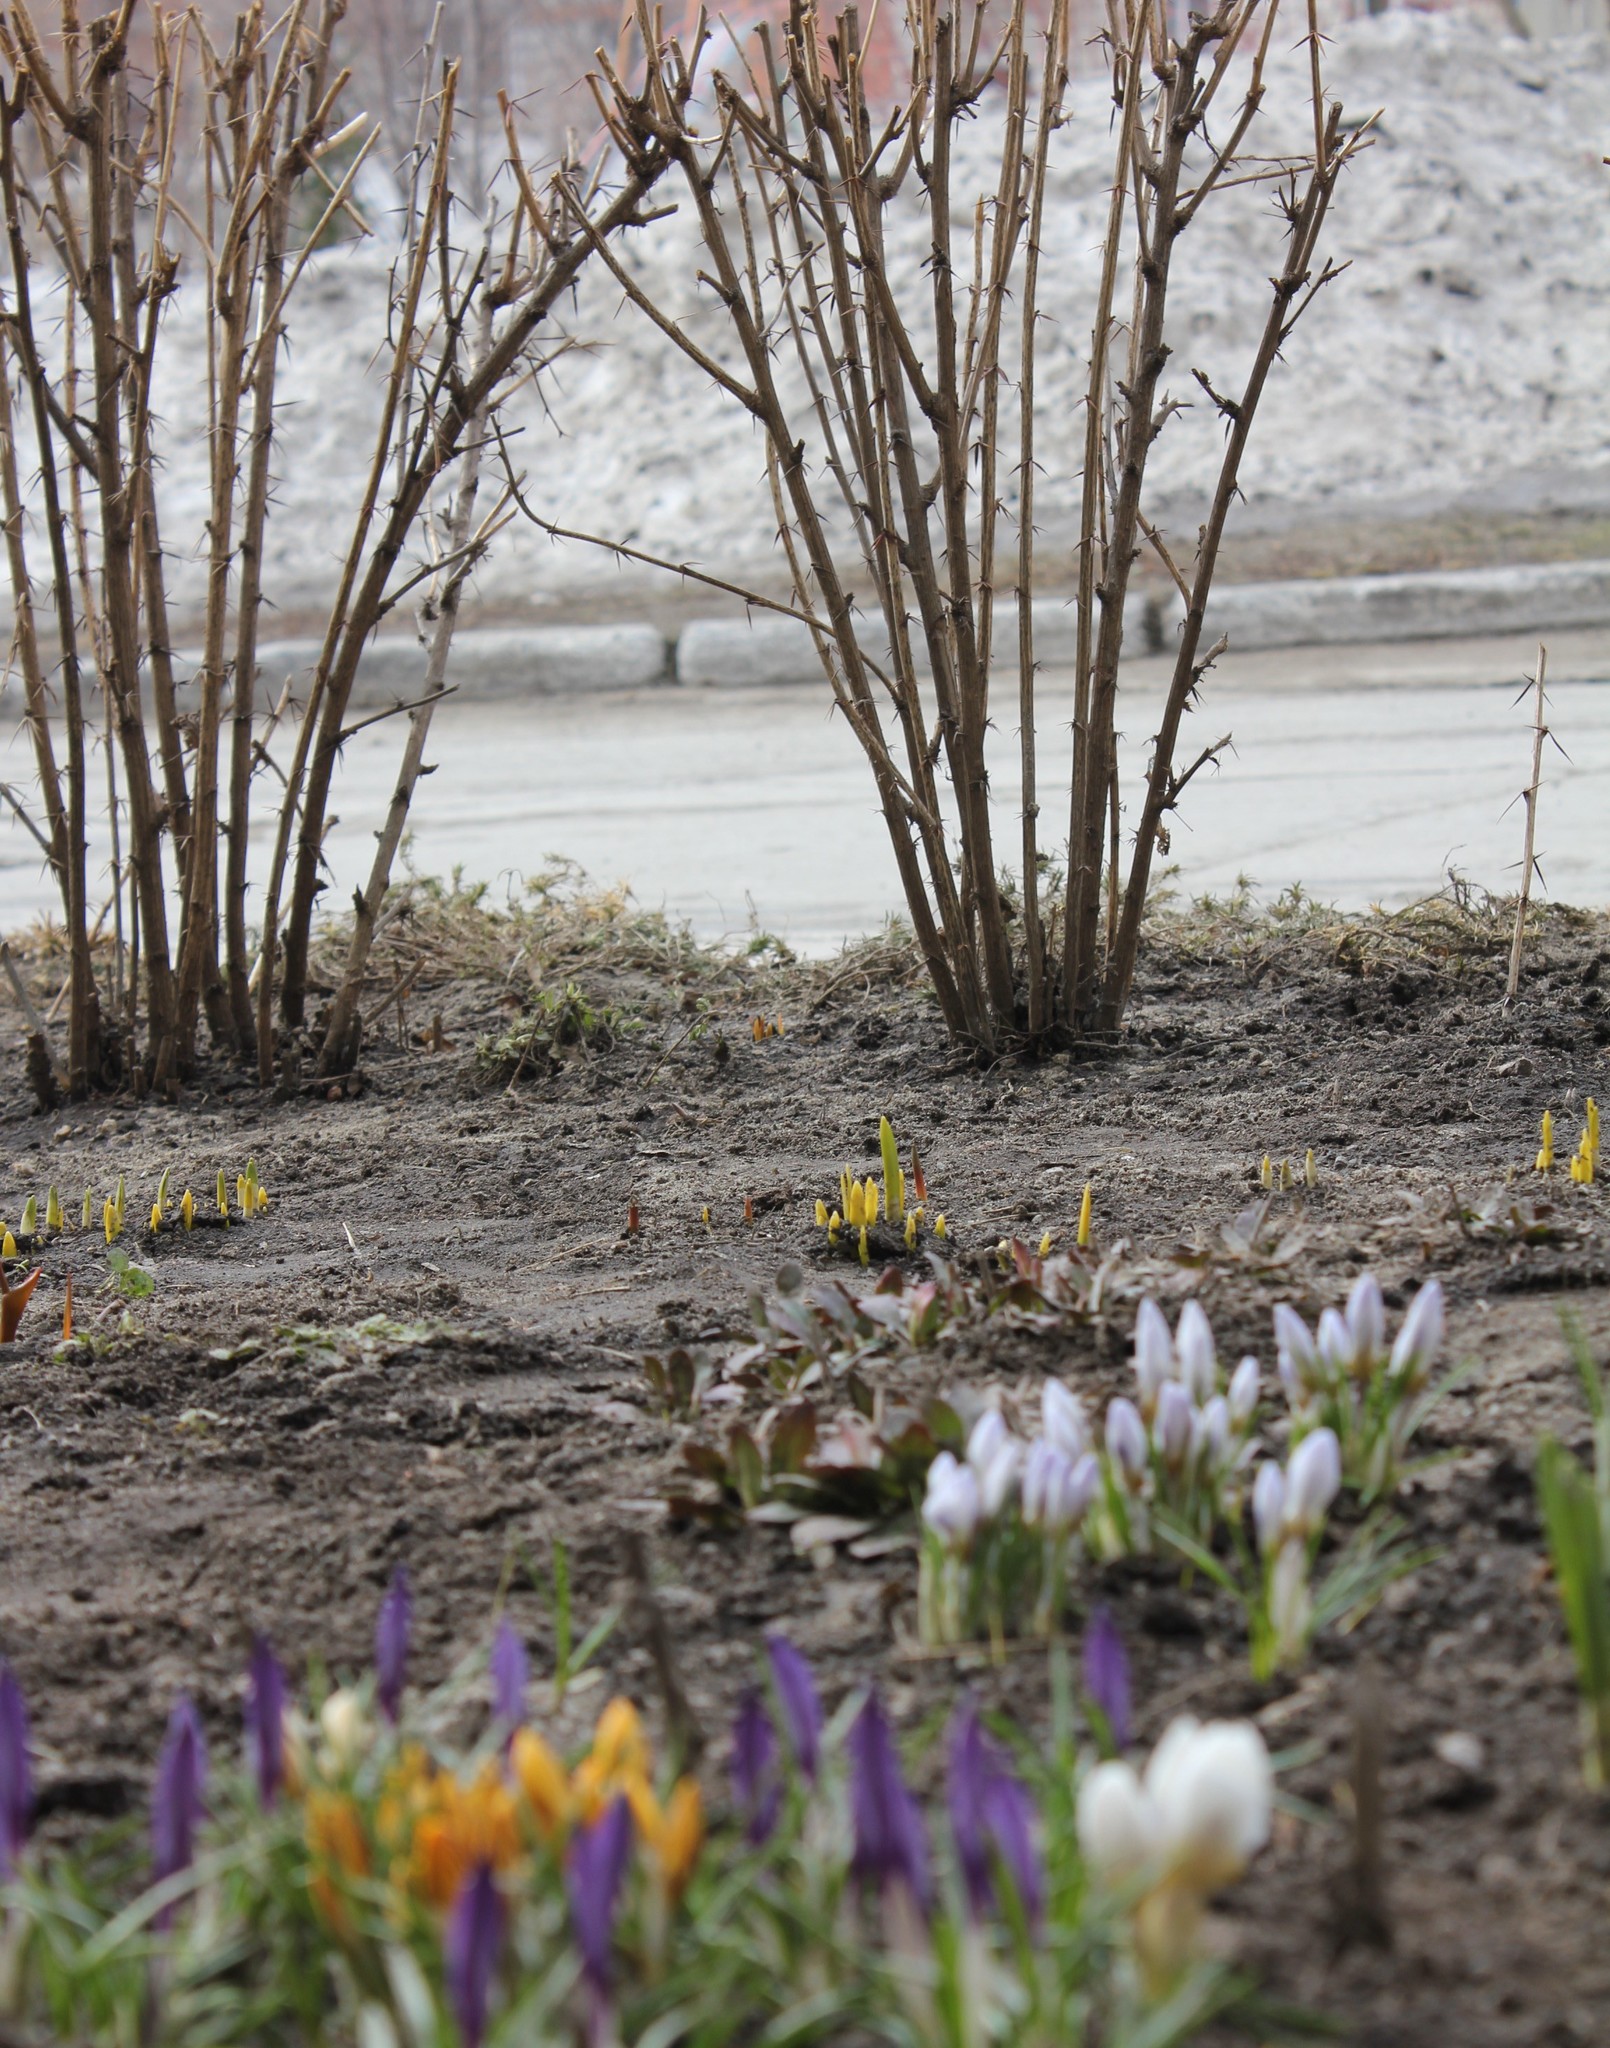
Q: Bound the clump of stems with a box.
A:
[575,0,1369,1053]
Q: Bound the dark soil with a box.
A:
[2,890,1609,2048]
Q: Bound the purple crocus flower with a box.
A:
[765,1632,822,1783]
[445,1860,505,2048]
[244,1637,287,1808]
[1083,1606,1131,1754]
[730,1687,781,1845]
[375,1567,411,1722]
[947,1704,1044,1925]
[566,1795,634,1994]
[152,1695,208,1919]
[0,1661,31,1878]
[848,1691,931,1913]
[489,1622,527,1729]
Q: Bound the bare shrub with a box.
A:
[0,0,683,1095]
[566,0,1367,1053]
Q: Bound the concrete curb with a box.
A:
[1184,557,1610,656]
[102,556,1610,706]
[178,624,673,707]
[675,597,1152,687]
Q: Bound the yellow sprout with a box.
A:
[149,1203,162,1234]
[828,1210,842,1244]
[1077,1183,1093,1249]
[1039,1230,1053,1257]
[1304,1148,1317,1188]
[847,1181,865,1230]
[1279,1159,1293,1192]
[20,1196,36,1238]
[81,1188,94,1229]
[863,1177,879,1225]
[255,1184,269,1214]
[103,1198,118,1245]
[217,1170,229,1217]
[181,1190,195,1230]
[113,1175,126,1230]
[879,1115,903,1222]
[905,1212,917,1250]
[935,1214,947,1239]
[236,1175,250,1219]
[46,1188,63,1233]
[0,1227,15,1261]
[814,1199,828,1228]
[858,1225,869,1267]
[154,1168,171,1219]
[1259,1155,1273,1190]
[1537,1111,1555,1173]
[840,1167,853,1218]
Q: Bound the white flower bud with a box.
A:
[1389,1279,1444,1386]
[1273,1303,1322,1391]
[923,1450,983,1552]
[974,1432,1023,1518]
[1316,1306,1355,1382]
[1145,1717,1273,1892]
[1346,1272,1386,1367]
[1106,1396,1148,1481]
[1042,1377,1088,1460]
[1228,1355,1260,1426]
[967,1409,1008,1477]
[1077,1759,1159,1883]
[1252,1459,1286,1555]
[1194,1393,1231,1472]
[1283,1426,1341,1537]
[1176,1301,1217,1405]
[1154,1381,1194,1469]
[1133,1298,1175,1415]
[318,1687,370,1774]
[1023,1439,1098,1534]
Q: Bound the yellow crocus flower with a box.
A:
[511,1727,572,1841]
[591,1696,649,1781]
[815,1199,828,1228]
[181,1190,195,1229]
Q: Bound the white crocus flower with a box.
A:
[1193,1393,1231,1473]
[923,1450,984,1552]
[1023,1440,1099,1534]
[1076,1758,1159,1884]
[1282,1426,1341,1537]
[965,1411,1023,1518]
[1106,1397,1149,1482]
[1145,1717,1274,1892]
[1175,1301,1217,1405]
[1315,1305,1355,1383]
[1042,1377,1088,1460]
[1132,1298,1176,1416]
[1251,1460,1286,1556]
[1228,1355,1260,1426]
[1154,1381,1194,1470]
[318,1687,371,1775]
[1388,1278,1444,1388]
[1345,1272,1386,1367]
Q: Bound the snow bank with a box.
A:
[55,13,1610,622]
